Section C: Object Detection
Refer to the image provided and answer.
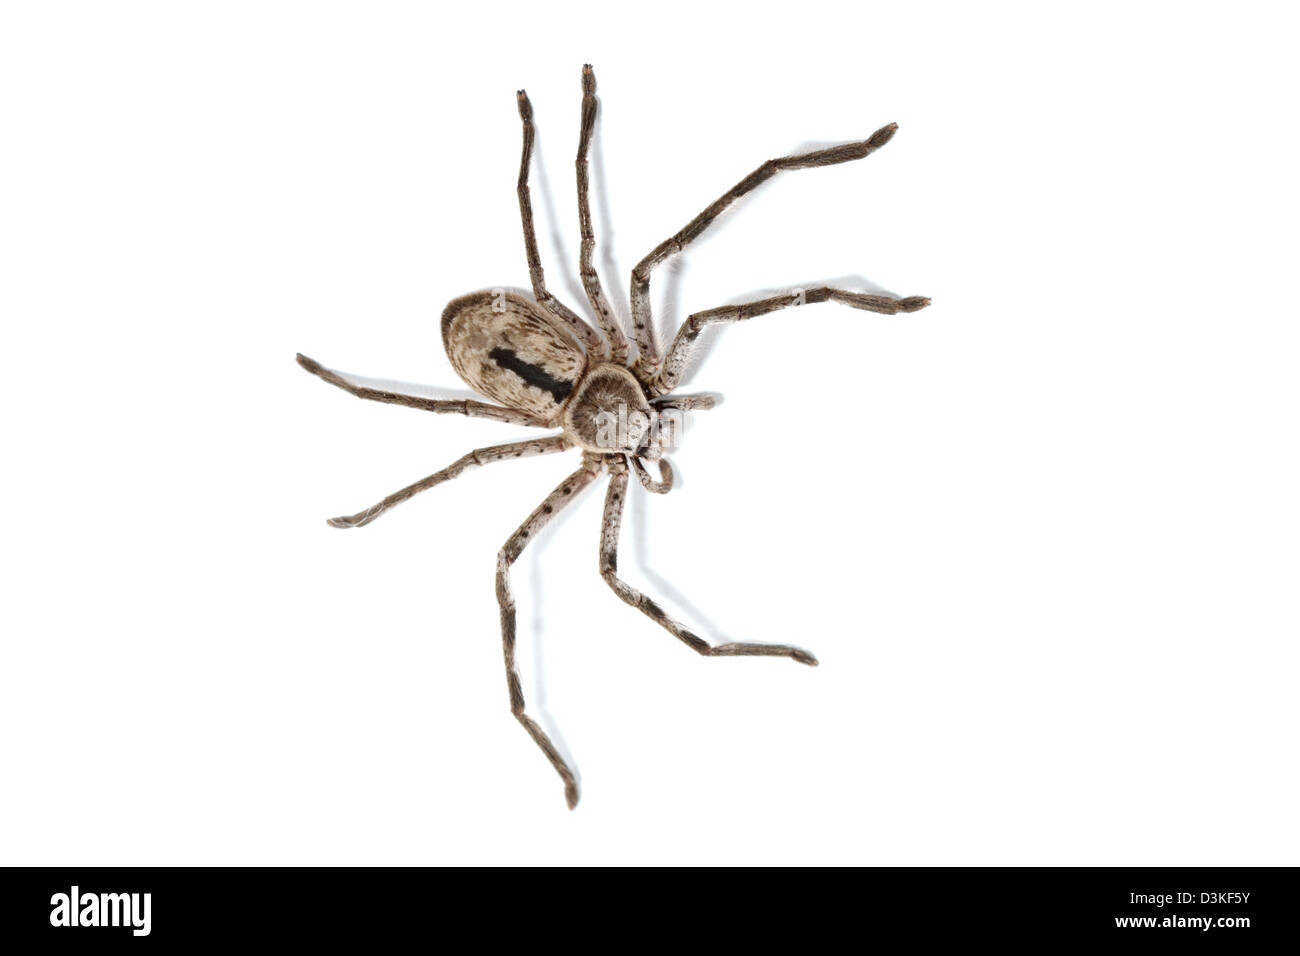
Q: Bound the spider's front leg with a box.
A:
[599,462,817,665]
[652,286,930,395]
[497,461,602,809]
[629,123,904,382]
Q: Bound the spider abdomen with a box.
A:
[442,290,589,423]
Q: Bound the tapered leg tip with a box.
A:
[296,353,323,374]
[565,783,580,810]
[582,64,595,94]
[516,90,532,121]
[899,296,931,312]
[793,650,820,667]
[328,504,383,529]
[869,123,899,149]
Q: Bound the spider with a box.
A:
[296,65,929,808]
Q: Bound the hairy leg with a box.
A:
[599,464,817,665]
[515,89,608,359]
[650,393,716,413]
[630,122,902,382]
[497,461,602,808]
[576,65,629,364]
[653,286,930,395]
[296,353,546,427]
[324,435,570,529]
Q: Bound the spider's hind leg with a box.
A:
[514,88,607,359]
[576,65,629,365]
[295,354,548,426]
[598,462,817,665]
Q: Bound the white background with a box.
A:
[2,2,1296,866]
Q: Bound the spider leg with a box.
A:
[296,354,546,427]
[514,89,608,359]
[576,65,629,366]
[324,435,570,529]
[497,461,602,809]
[630,123,901,383]
[652,286,930,395]
[599,464,817,665]
[651,393,716,413]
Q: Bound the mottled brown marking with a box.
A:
[442,290,589,423]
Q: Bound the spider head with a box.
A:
[562,363,716,494]
[562,363,657,456]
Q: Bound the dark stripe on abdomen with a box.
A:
[488,348,574,402]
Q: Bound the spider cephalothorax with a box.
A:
[297,65,929,808]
